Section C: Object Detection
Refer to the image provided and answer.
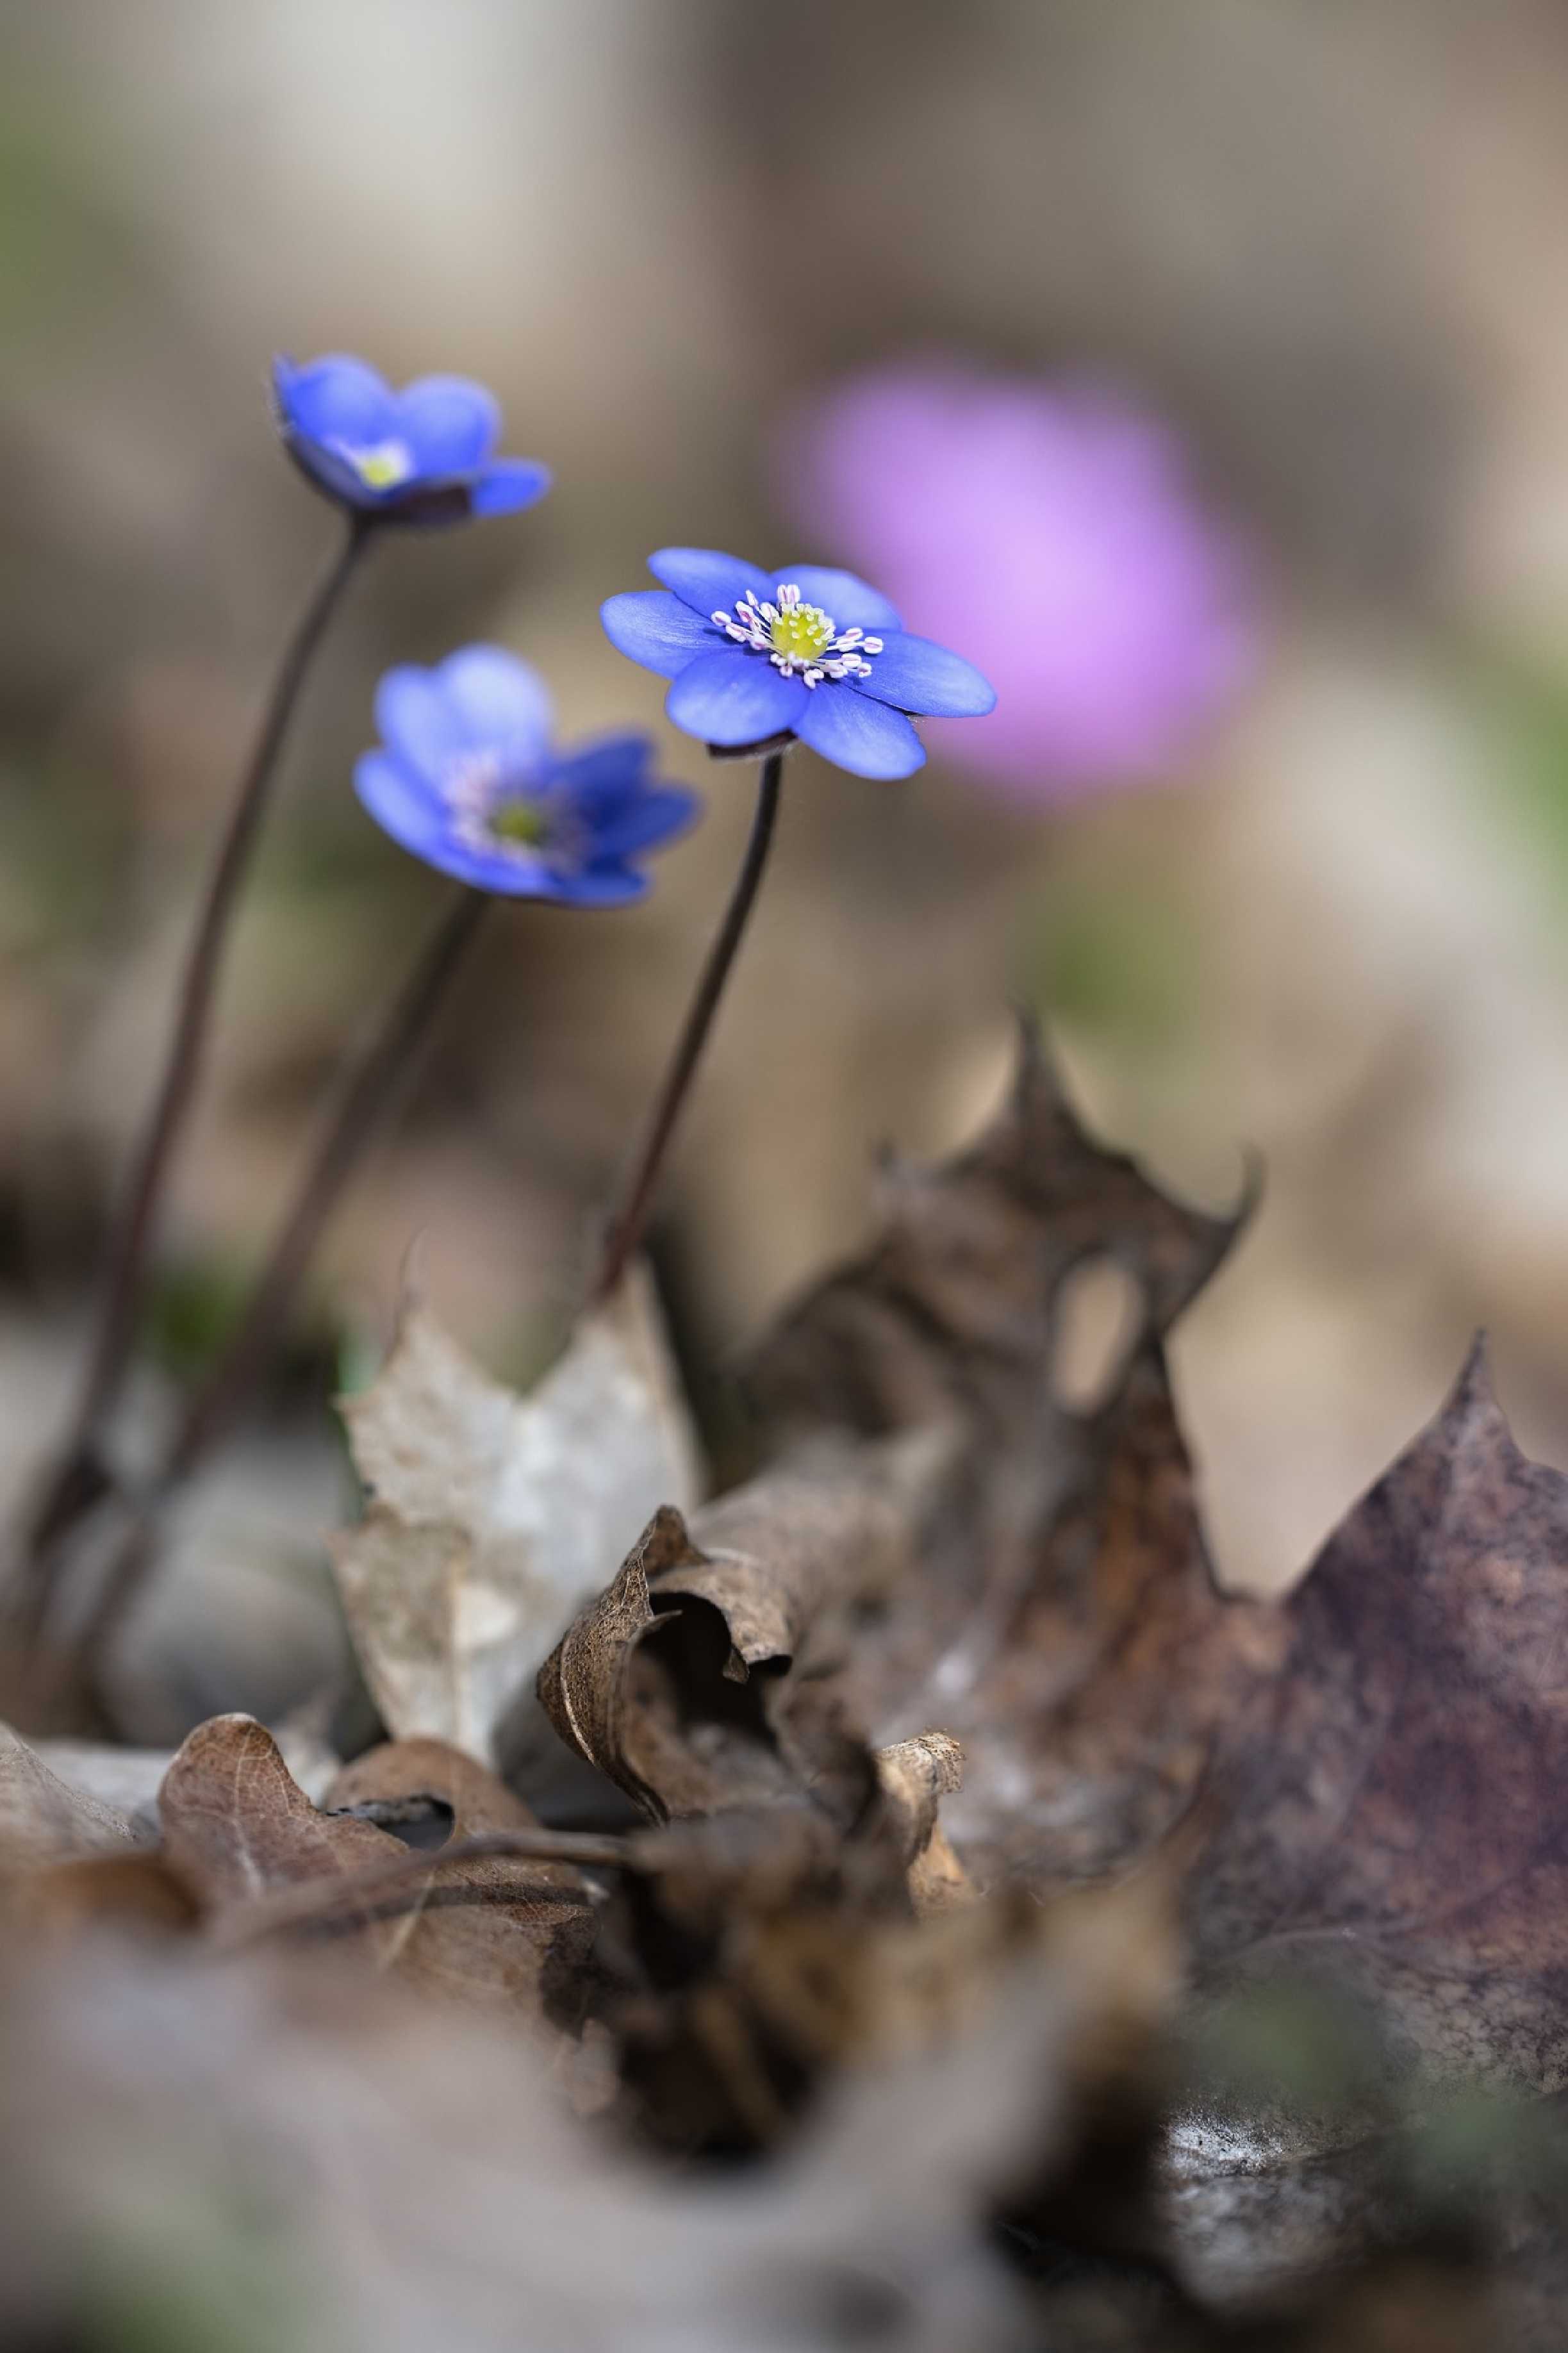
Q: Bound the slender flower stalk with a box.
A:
[163,885,487,1488]
[49,886,488,1683]
[593,749,783,1303]
[12,516,377,1614]
[592,540,993,1296]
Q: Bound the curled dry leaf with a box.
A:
[875,1732,974,1914]
[536,1432,951,1829]
[333,1261,699,1770]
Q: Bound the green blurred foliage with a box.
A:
[78,2183,316,2353]
[0,81,133,342]
[1012,866,1201,1060]
[1468,650,1568,915]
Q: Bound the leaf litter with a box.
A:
[4,1037,1568,2345]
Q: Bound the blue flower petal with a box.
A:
[354,764,637,899]
[665,648,807,747]
[393,375,500,477]
[585,786,702,861]
[775,566,902,634]
[548,734,657,824]
[274,354,396,449]
[470,458,552,517]
[374,666,470,786]
[354,750,450,862]
[554,864,652,907]
[795,681,925,779]
[856,632,997,718]
[404,835,555,895]
[649,549,777,620]
[435,645,554,766]
[601,590,716,679]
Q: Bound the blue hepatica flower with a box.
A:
[272,353,550,527]
[356,647,699,905]
[601,548,996,780]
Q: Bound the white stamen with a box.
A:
[707,580,887,686]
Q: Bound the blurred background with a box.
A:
[4,0,1568,1733]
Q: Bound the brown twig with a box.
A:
[211,1826,636,1950]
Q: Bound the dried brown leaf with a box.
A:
[19,1851,201,1945]
[734,1023,1266,1890]
[159,1715,598,2034]
[321,1736,602,2025]
[158,1713,403,1924]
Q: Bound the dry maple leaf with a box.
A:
[1146,1338,1568,2312]
[739,1023,1269,1890]
[1187,1339,1568,2096]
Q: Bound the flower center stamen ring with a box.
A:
[709,582,884,689]
[443,750,565,865]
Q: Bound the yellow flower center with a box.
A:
[768,602,835,665]
[490,798,552,848]
[709,582,885,688]
[344,438,417,491]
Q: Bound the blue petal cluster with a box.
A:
[273,354,550,527]
[356,647,698,905]
[602,549,996,779]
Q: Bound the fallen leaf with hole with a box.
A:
[321,1734,602,2025]
[157,1715,598,2038]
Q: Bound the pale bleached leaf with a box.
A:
[333,1264,700,1767]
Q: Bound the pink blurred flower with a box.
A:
[780,363,1260,802]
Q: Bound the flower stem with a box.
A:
[12,515,375,1616]
[38,884,488,1686]
[164,886,486,1487]
[592,748,784,1304]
